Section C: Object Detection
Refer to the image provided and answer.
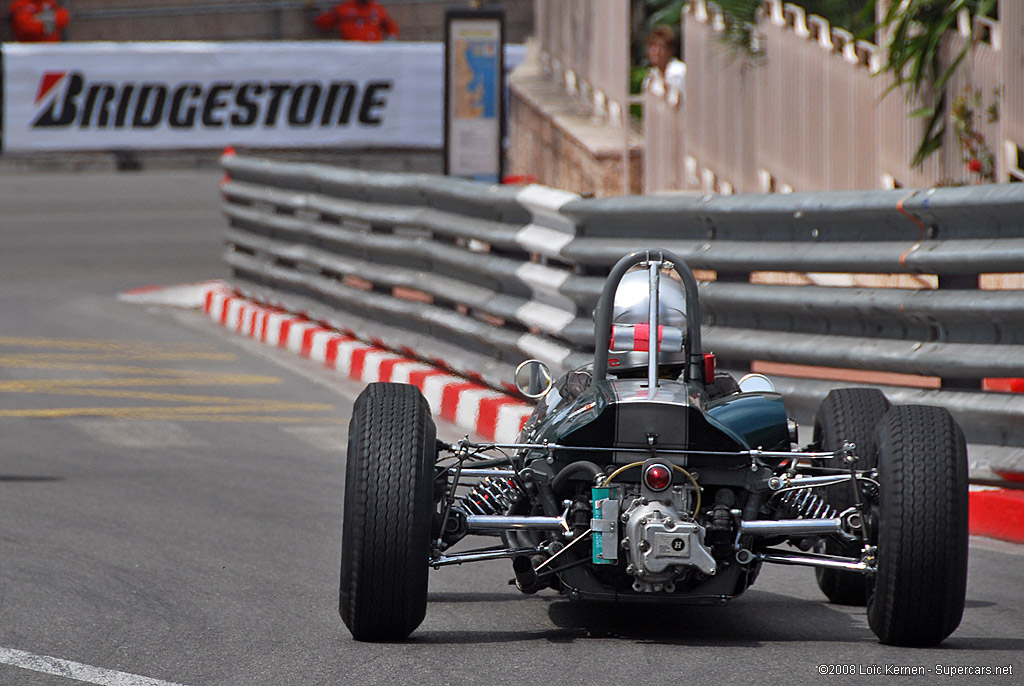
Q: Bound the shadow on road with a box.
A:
[411,588,871,646]
[542,590,869,645]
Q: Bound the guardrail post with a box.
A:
[938,272,981,390]
[714,271,751,284]
[710,271,752,376]
[937,275,979,289]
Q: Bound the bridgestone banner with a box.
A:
[1,41,524,153]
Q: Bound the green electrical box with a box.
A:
[591,487,620,565]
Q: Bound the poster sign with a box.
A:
[444,9,504,183]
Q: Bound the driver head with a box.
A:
[608,267,688,378]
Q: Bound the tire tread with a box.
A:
[813,388,890,605]
[867,404,968,646]
[340,383,436,641]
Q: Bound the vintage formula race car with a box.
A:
[339,249,968,646]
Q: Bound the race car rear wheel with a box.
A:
[812,388,890,605]
[867,404,968,646]
[339,382,437,641]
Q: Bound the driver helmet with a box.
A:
[608,268,688,377]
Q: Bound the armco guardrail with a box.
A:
[220,154,1024,449]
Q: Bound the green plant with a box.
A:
[877,0,997,168]
[713,0,764,58]
[950,86,999,183]
[630,65,648,121]
[796,0,875,38]
[645,0,689,34]
[708,0,874,57]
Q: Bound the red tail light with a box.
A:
[704,353,716,383]
[644,463,672,491]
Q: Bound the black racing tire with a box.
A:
[339,383,437,642]
[867,405,968,647]
[812,388,890,606]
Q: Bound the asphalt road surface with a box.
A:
[1,170,1022,685]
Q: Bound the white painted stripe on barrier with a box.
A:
[210,294,229,321]
[251,306,269,337]
[263,312,290,346]
[454,388,499,429]
[516,224,576,257]
[495,403,533,443]
[285,321,315,355]
[206,291,230,320]
[515,300,577,334]
[515,185,579,231]
[515,184,578,258]
[517,333,574,368]
[360,350,401,383]
[421,374,462,413]
[250,309,268,340]
[388,360,437,384]
[0,645,188,686]
[331,340,370,375]
[238,304,256,336]
[514,261,577,314]
[203,282,230,307]
[515,260,571,290]
[118,280,224,308]
[225,298,244,330]
[246,304,264,336]
[516,224,576,256]
[307,330,335,363]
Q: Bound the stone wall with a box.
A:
[507,47,642,197]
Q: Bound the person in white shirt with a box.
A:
[644,25,686,104]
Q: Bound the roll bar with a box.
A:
[592,249,704,384]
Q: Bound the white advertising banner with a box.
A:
[1,41,453,152]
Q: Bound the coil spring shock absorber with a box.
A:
[777,488,837,519]
[459,477,526,515]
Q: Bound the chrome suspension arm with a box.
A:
[430,545,546,568]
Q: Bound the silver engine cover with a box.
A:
[623,499,717,593]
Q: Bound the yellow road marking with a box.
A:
[0,360,249,375]
[0,403,331,417]
[0,336,335,424]
[0,408,341,423]
[0,387,334,407]
[0,352,236,364]
[0,336,229,354]
[0,374,280,391]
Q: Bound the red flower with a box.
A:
[968,158,983,173]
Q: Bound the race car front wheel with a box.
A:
[867,404,968,646]
[813,388,890,606]
[339,383,437,641]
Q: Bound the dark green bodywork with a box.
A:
[706,391,790,452]
[522,377,790,454]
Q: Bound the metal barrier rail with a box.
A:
[220,155,1024,447]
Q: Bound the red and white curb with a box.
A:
[126,281,1024,544]
[969,485,1024,544]
[201,285,532,442]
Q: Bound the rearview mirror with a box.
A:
[514,359,553,398]
[738,373,776,393]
